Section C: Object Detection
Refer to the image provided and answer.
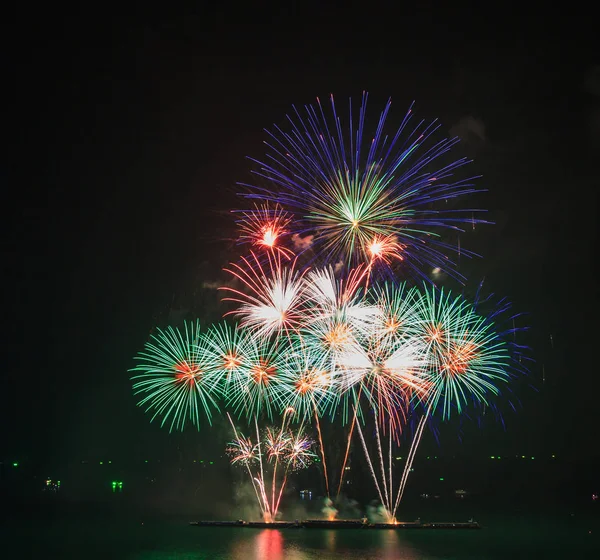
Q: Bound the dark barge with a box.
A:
[190,519,481,530]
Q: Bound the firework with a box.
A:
[128,93,528,523]
[239,93,485,279]
[371,282,421,342]
[301,267,380,384]
[276,340,338,421]
[203,321,254,395]
[304,266,381,333]
[223,336,287,420]
[336,334,429,431]
[414,284,513,419]
[130,320,220,432]
[226,433,259,466]
[228,418,315,521]
[221,253,307,340]
[392,284,517,517]
[235,203,294,259]
[286,431,317,470]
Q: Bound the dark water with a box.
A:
[3,512,599,559]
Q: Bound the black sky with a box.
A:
[2,7,598,469]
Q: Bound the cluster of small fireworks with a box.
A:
[225,410,316,521]
[130,94,527,522]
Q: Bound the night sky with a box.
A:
[3,8,598,472]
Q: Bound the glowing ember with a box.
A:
[261,228,277,247]
[251,360,277,385]
[174,361,201,383]
[223,353,242,370]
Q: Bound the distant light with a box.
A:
[108,461,112,464]
[531,457,535,460]
[439,477,444,481]
[432,267,441,274]
[552,455,556,458]
[100,461,103,465]
[490,456,495,459]
[522,456,526,459]
[209,461,214,465]
[145,460,149,463]
[12,462,18,467]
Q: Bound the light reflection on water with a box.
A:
[132,528,423,560]
[4,513,598,559]
[226,528,421,560]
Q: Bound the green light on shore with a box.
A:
[12,462,19,467]
[439,477,444,481]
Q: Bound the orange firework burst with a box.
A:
[251,359,277,386]
[367,234,404,265]
[174,361,202,383]
[236,203,294,258]
[441,340,478,376]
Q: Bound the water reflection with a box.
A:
[253,529,284,560]
[227,528,421,560]
[377,531,420,560]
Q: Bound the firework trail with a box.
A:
[226,413,266,516]
[228,416,316,521]
[334,283,430,497]
[276,342,338,497]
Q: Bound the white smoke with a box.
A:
[450,116,486,145]
[366,502,392,523]
[291,233,314,251]
[333,260,344,273]
[321,497,338,520]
